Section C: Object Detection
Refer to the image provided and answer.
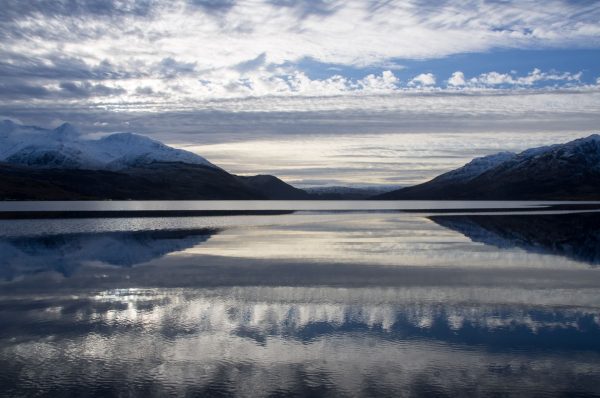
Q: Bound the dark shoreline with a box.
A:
[0,210,295,219]
[1,203,600,219]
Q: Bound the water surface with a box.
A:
[2,199,599,212]
[1,202,600,397]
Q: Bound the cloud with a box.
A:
[0,81,126,100]
[409,73,436,86]
[268,0,342,19]
[3,89,598,139]
[0,0,599,136]
[448,71,466,87]
[234,53,267,73]
[188,0,236,14]
[156,57,197,78]
[2,1,600,70]
[135,86,156,95]
[472,71,515,86]
[0,53,135,80]
[357,71,399,91]
[0,82,51,99]
[58,81,126,98]
[466,68,583,87]
[0,0,158,21]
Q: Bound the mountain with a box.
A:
[0,120,217,170]
[305,186,396,199]
[376,134,600,200]
[429,152,516,185]
[0,121,307,200]
[0,162,267,200]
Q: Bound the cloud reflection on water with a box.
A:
[1,286,600,397]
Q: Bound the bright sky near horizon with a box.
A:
[1,0,600,186]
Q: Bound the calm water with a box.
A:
[1,202,600,397]
[1,199,599,212]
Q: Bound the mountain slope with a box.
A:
[0,162,266,200]
[0,161,315,200]
[236,175,311,199]
[376,135,600,200]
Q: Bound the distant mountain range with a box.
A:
[1,120,599,200]
[376,134,600,200]
[304,186,393,200]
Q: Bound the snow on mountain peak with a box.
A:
[0,122,218,170]
[503,134,600,171]
[95,132,217,170]
[578,133,600,142]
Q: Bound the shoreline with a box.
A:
[2,203,600,219]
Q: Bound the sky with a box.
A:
[1,0,600,187]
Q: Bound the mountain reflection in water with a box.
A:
[430,212,600,265]
[0,228,217,280]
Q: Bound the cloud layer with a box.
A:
[1,0,600,106]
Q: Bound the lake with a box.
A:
[1,201,600,397]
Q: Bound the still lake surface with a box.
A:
[1,201,600,397]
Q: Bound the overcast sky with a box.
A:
[1,0,600,187]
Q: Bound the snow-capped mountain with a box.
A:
[377,134,600,200]
[0,120,218,170]
[484,134,600,177]
[0,120,312,200]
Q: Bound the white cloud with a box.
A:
[357,71,399,91]
[409,73,436,86]
[471,71,516,86]
[448,71,466,87]
[467,68,582,87]
[371,61,406,71]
